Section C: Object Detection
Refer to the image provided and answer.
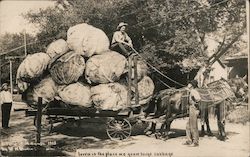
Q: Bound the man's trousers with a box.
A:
[186,105,199,144]
[1,102,12,128]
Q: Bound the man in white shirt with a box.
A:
[0,83,13,129]
[195,60,213,88]
[111,22,133,57]
[184,80,201,147]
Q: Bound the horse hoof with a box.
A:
[155,133,162,139]
[155,134,159,139]
[163,136,169,141]
[200,132,205,137]
[207,132,214,137]
[218,136,227,141]
[145,132,152,136]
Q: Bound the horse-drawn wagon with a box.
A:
[16,66,241,143]
[16,54,151,142]
[14,46,246,143]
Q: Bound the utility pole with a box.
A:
[5,56,25,97]
[9,60,13,95]
[246,0,249,110]
[24,29,27,56]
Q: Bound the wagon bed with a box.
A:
[17,101,143,141]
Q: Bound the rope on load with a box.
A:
[155,76,171,88]
[130,46,186,87]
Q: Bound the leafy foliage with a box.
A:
[0,0,246,87]
[0,33,39,83]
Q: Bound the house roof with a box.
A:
[224,49,248,61]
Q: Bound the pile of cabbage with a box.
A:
[17,23,154,111]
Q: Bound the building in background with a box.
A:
[224,49,248,82]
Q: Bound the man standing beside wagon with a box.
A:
[184,80,201,147]
[0,83,13,129]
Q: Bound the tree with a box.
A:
[0,33,38,84]
[22,0,246,87]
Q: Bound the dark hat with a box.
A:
[189,80,198,88]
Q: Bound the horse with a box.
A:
[228,76,248,102]
[143,88,189,139]
[144,78,236,141]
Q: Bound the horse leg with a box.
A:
[216,104,226,141]
[145,122,156,136]
[162,120,173,140]
[200,109,205,137]
[200,123,205,137]
[156,116,171,140]
[154,122,166,139]
[205,108,213,136]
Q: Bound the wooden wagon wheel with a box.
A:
[106,118,132,140]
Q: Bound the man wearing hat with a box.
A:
[0,83,13,129]
[111,22,133,57]
[183,80,201,147]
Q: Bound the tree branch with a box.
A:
[210,30,245,64]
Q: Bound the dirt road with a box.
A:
[0,102,249,157]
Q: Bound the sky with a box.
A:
[0,0,55,35]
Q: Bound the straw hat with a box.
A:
[1,83,8,90]
[117,22,128,30]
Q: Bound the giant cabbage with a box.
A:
[22,76,57,106]
[91,83,128,111]
[46,39,69,59]
[16,53,50,82]
[49,51,85,85]
[85,51,127,84]
[67,23,110,57]
[58,82,92,107]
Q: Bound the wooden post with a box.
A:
[36,97,42,144]
[9,60,13,96]
[127,57,132,107]
[133,56,139,106]
[0,65,1,86]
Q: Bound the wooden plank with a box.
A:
[25,110,37,116]
[44,108,129,118]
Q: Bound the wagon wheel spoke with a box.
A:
[107,119,131,140]
[120,132,128,138]
[107,128,118,132]
[121,128,131,131]
[108,121,116,126]
[119,132,129,138]
[114,132,126,140]
[109,131,118,136]
[122,130,131,135]
[121,123,129,129]
[107,125,119,130]
[107,128,117,132]
[121,120,126,126]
